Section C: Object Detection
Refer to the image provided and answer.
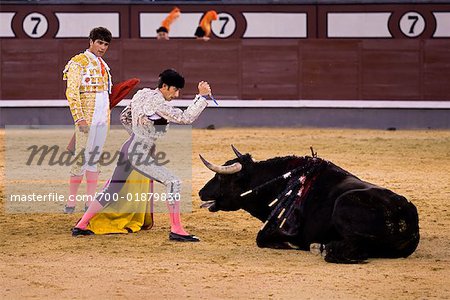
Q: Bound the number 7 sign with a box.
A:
[399,12,425,38]
[23,12,48,38]
[211,12,236,38]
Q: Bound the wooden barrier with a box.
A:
[1,3,450,101]
[1,39,450,100]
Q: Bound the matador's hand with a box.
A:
[138,115,151,126]
[198,81,212,96]
[76,119,89,133]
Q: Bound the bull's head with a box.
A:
[199,145,256,212]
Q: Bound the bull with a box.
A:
[199,146,420,264]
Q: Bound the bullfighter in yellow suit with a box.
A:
[62,27,112,214]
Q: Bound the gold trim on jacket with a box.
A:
[63,51,112,123]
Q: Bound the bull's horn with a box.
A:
[199,154,242,174]
[231,145,244,158]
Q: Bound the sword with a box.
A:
[209,94,219,106]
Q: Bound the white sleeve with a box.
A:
[156,95,208,125]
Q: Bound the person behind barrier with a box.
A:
[156,7,181,40]
[194,10,218,41]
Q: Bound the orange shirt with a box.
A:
[199,10,218,37]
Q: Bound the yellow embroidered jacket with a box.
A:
[63,51,112,124]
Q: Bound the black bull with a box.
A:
[198,146,420,264]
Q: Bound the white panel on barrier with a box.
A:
[55,13,120,38]
[328,13,392,38]
[243,13,307,38]
[140,13,202,38]
[433,12,450,37]
[0,12,15,37]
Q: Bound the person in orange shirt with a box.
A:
[156,7,181,40]
[194,10,218,41]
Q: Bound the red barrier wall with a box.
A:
[1,3,450,101]
[1,39,450,100]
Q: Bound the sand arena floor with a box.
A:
[0,128,449,299]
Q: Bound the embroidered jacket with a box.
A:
[122,88,208,190]
[128,88,208,140]
[63,50,112,123]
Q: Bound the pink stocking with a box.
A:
[85,171,99,208]
[75,200,104,229]
[167,202,189,235]
[68,175,83,207]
